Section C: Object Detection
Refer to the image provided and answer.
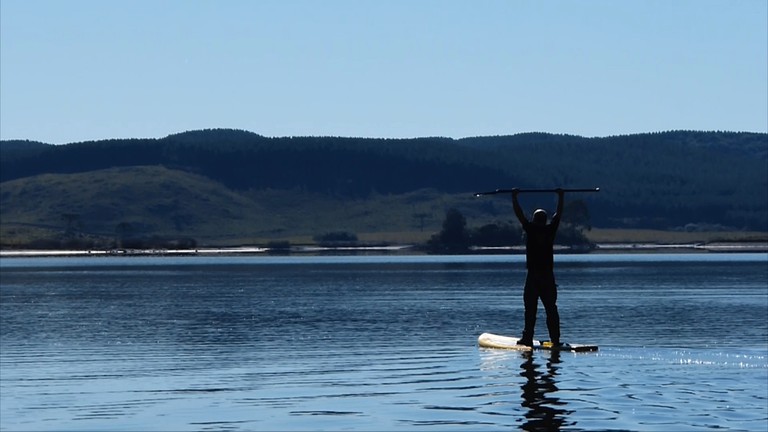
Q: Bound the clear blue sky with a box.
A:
[2,0,766,144]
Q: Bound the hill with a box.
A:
[0,166,509,247]
[1,129,766,248]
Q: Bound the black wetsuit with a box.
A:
[520,219,561,344]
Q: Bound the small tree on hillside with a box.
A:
[61,213,81,237]
[426,208,470,254]
[558,200,596,250]
[562,200,592,231]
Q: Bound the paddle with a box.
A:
[474,188,600,197]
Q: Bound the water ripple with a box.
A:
[2,256,767,431]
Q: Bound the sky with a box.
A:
[1,0,766,144]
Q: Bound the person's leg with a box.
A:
[520,275,538,345]
[540,276,560,344]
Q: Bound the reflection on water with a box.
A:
[519,350,573,431]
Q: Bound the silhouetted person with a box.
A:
[512,189,564,347]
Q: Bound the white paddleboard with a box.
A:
[478,332,598,352]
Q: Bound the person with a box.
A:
[512,188,565,347]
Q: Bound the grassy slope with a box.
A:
[0,166,516,246]
[1,166,270,245]
[1,166,765,248]
[586,228,768,244]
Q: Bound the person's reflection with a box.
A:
[519,350,573,431]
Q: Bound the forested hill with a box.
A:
[1,129,766,232]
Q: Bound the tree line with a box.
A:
[425,201,595,254]
[1,129,766,230]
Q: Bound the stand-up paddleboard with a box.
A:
[478,333,598,352]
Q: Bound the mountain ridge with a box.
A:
[1,129,766,247]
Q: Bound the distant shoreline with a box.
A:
[1,242,766,258]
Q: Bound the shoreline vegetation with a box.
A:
[0,243,768,258]
[2,229,766,258]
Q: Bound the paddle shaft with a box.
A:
[475,188,600,196]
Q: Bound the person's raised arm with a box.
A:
[550,188,565,229]
[512,189,529,226]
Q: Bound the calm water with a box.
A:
[1,253,766,431]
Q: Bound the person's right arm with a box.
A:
[550,188,565,230]
[512,189,528,227]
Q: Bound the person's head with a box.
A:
[532,209,548,225]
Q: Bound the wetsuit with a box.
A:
[512,191,563,345]
[520,219,561,344]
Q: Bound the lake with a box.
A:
[1,253,766,431]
